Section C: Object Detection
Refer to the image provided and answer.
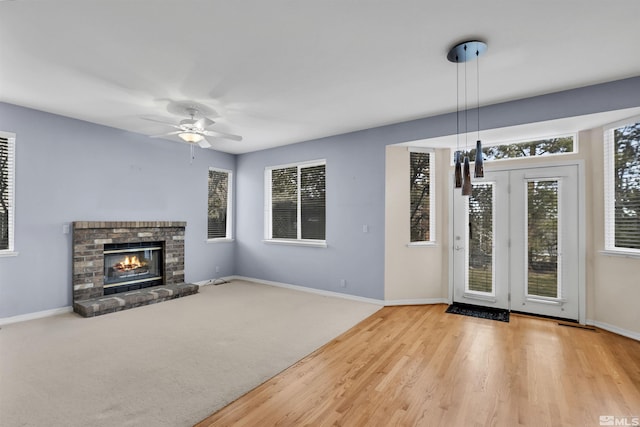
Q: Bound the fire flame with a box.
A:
[114,255,144,271]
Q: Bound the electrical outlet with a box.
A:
[340,279,347,288]
[215,266,220,273]
[62,224,70,234]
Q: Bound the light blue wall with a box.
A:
[234,76,640,300]
[235,132,388,299]
[0,102,236,318]
[2,76,639,318]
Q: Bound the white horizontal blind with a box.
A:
[271,166,298,239]
[526,180,560,298]
[207,169,230,239]
[268,161,326,241]
[0,136,15,251]
[467,183,494,294]
[300,165,326,240]
[409,151,432,242]
[604,120,640,251]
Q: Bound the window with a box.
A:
[0,133,16,255]
[409,149,435,243]
[207,168,232,240]
[604,119,640,253]
[467,135,575,162]
[527,180,560,298]
[265,160,326,244]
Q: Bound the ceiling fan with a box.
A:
[144,105,242,148]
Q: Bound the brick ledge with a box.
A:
[73,221,186,229]
[73,283,198,317]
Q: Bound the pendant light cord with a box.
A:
[476,48,480,143]
[456,57,459,154]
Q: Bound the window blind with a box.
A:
[409,151,432,242]
[300,165,325,240]
[268,162,326,241]
[604,121,640,251]
[0,136,14,251]
[271,166,298,239]
[207,169,230,239]
[467,183,494,294]
[527,180,559,298]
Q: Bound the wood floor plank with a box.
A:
[195,305,640,427]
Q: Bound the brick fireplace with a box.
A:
[72,221,198,317]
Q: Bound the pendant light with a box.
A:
[454,151,463,188]
[454,55,463,188]
[462,155,472,196]
[475,140,484,178]
[447,40,487,194]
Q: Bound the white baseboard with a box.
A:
[229,276,449,307]
[0,306,73,326]
[385,298,448,306]
[586,319,640,342]
[230,276,385,306]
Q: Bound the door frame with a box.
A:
[447,159,586,324]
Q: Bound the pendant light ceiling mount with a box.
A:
[447,40,487,64]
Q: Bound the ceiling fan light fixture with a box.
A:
[179,132,204,143]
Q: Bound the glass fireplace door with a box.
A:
[103,242,163,294]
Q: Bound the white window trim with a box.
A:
[0,132,16,257]
[264,159,326,246]
[262,238,327,248]
[207,167,233,242]
[408,147,436,244]
[407,241,438,248]
[603,116,640,255]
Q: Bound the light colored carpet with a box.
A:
[0,280,381,427]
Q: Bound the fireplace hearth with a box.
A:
[72,221,198,317]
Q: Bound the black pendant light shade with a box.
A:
[462,155,472,196]
[474,140,484,178]
[454,151,463,188]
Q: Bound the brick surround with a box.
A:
[72,221,196,316]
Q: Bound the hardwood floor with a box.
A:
[196,305,640,426]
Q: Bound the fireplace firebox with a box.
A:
[103,242,163,295]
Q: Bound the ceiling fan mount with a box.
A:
[144,101,242,148]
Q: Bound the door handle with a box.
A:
[455,245,464,251]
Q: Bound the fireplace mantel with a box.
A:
[73,221,186,230]
[71,221,197,317]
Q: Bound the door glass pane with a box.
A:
[527,180,559,298]
[468,183,494,293]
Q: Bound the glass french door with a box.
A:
[452,171,510,310]
[452,165,580,320]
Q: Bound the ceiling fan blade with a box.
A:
[203,129,243,141]
[149,131,182,138]
[198,139,212,149]
[141,117,182,129]
[195,117,215,129]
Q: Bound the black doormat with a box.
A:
[445,303,510,322]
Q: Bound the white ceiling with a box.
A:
[1,0,639,154]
